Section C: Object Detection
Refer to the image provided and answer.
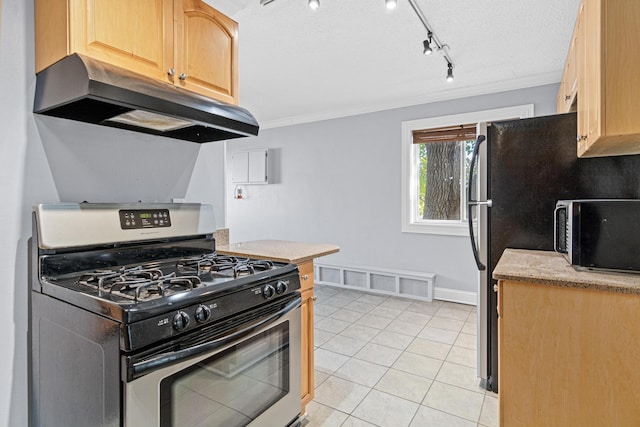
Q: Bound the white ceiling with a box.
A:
[208,0,580,128]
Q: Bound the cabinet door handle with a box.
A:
[179,73,188,81]
[301,274,309,280]
[565,95,571,101]
[167,68,175,76]
[311,296,317,301]
[577,134,587,142]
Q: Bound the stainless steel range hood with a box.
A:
[34,54,259,143]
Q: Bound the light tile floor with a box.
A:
[302,284,498,427]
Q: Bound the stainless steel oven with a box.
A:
[125,296,301,427]
[29,203,303,427]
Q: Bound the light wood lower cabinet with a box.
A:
[298,260,315,412]
[498,280,640,426]
[300,287,314,412]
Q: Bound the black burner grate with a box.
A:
[177,254,274,278]
[77,266,202,302]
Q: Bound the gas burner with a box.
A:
[177,254,243,273]
[233,260,275,278]
[77,266,202,302]
[177,254,274,278]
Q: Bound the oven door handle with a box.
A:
[129,295,301,381]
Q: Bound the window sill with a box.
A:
[402,221,470,237]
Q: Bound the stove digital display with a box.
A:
[119,209,172,230]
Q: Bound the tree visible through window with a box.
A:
[414,124,476,222]
[402,105,533,235]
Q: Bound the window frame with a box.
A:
[401,105,535,236]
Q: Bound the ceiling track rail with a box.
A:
[259,0,455,73]
[406,0,454,68]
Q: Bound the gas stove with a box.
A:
[32,203,301,346]
[30,203,303,427]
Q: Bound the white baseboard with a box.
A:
[433,287,477,306]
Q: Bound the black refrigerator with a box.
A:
[467,113,640,393]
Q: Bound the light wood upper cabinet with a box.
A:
[35,0,238,105]
[557,6,580,114]
[574,0,640,157]
[174,0,238,104]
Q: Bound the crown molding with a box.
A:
[258,71,560,129]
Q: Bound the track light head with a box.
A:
[423,32,433,55]
[385,0,397,10]
[308,0,319,10]
[423,40,433,55]
[446,62,454,82]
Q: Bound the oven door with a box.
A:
[124,296,302,427]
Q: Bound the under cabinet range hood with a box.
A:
[34,54,259,143]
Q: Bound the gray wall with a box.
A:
[225,84,559,298]
[0,0,226,424]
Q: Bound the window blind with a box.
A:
[412,123,477,144]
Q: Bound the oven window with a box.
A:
[160,322,290,427]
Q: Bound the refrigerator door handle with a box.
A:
[468,134,487,271]
[468,200,492,207]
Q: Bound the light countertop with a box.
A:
[493,249,640,294]
[216,239,339,264]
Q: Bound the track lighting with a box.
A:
[261,0,459,83]
[446,62,454,82]
[423,32,433,55]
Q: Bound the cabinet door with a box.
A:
[576,1,588,149]
[577,0,640,157]
[557,27,578,114]
[499,280,640,425]
[69,0,174,82]
[298,261,314,293]
[556,79,566,114]
[174,0,238,104]
[584,0,602,147]
[300,288,315,410]
[230,152,249,184]
[248,150,267,183]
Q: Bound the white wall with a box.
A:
[225,84,559,298]
[0,0,226,423]
[184,142,227,229]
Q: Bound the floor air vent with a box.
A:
[315,263,435,301]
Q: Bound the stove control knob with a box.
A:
[276,280,288,295]
[263,284,276,299]
[195,305,212,323]
[172,311,190,331]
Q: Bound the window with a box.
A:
[401,105,534,236]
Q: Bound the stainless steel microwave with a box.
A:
[554,199,640,272]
